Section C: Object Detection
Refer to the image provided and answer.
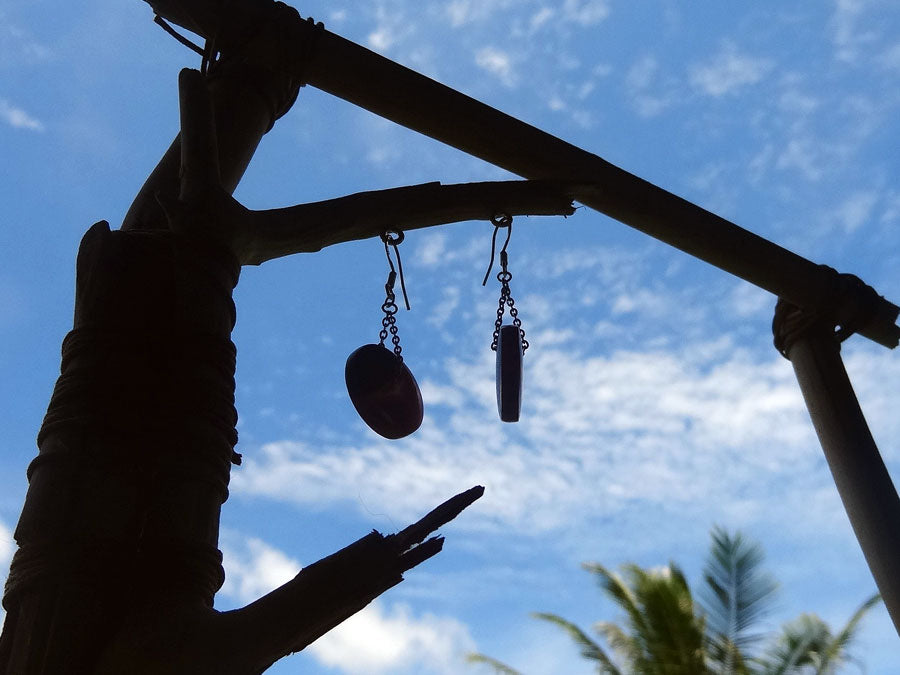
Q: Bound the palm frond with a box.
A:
[593,620,641,667]
[584,562,652,641]
[701,526,778,662]
[465,652,525,675]
[757,613,830,675]
[532,612,623,674]
[626,562,708,672]
[814,593,881,674]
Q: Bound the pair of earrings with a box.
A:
[345,217,528,439]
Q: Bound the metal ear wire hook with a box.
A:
[381,231,410,310]
[482,213,513,286]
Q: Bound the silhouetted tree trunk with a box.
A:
[0,16,484,673]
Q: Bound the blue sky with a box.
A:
[2,0,900,672]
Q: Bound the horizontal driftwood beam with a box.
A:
[243,180,577,264]
[142,0,900,348]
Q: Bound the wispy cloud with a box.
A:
[474,46,518,88]
[309,601,476,675]
[775,137,825,182]
[0,98,43,131]
[561,0,611,27]
[0,520,12,626]
[365,2,416,53]
[625,55,674,117]
[444,0,512,28]
[218,530,474,675]
[231,341,824,535]
[0,18,52,65]
[219,530,300,605]
[829,0,878,63]
[229,221,900,554]
[834,189,879,233]
[881,42,900,70]
[689,42,772,97]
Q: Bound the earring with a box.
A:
[345,231,424,439]
[483,214,528,422]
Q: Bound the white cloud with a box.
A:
[0,520,12,626]
[625,55,673,117]
[444,0,511,28]
[0,98,43,131]
[368,27,394,52]
[365,3,415,53]
[881,42,900,70]
[416,232,449,267]
[830,0,878,63]
[530,7,555,33]
[426,285,461,328]
[561,0,611,26]
[218,532,475,674]
[231,341,827,535]
[0,19,52,65]
[776,137,825,182]
[228,231,900,547]
[219,531,300,605]
[474,46,517,88]
[835,190,878,233]
[308,601,476,675]
[626,54,658,91]
[730,281,773,319]
[778,88,820,117]
[0,521,12,566]
[689,43,772,97]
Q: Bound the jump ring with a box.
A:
[381,230,405,246]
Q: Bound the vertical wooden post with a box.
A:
[1,13,301,671]
[775,299,900,633]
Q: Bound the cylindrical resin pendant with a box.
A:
[495,324,523,422]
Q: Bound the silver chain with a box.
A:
[379,271,402,358]
[490,248,528,353]
[379,231,407,359]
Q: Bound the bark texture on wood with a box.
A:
[1,222,240,673]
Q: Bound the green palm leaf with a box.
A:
[585,561,708,674]
[531,612,622,674]
[594,620,642,668]
[465,652,524,675]
[758,593,880,675]
[814,592,881,673]
[758,614,830,674]
[700,526,778,669]
[465,529,879,675]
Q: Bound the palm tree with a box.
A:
[467,528,880,674]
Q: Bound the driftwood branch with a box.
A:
[227,485,485,672]
[242,180,577,264]
[93,486,484,674]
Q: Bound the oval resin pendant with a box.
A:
[345,344,424,439]
[496,324,523,422]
